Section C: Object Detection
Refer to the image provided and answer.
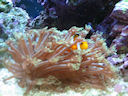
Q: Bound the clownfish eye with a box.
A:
[74,34,79,37]
[73,34,79,41]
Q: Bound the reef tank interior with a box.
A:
[1,0,128,96]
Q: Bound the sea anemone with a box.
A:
[4,26,115,94]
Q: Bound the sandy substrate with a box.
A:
[0,68,128,96]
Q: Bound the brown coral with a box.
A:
[4,26,115,94]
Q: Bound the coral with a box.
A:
[120,55,128,82]
[0,24,8,40]
[110,0,128,24]
[108,54,128,81]
[0,0,29,39]
[111,25,128,54]
[0,0,13,13]
[12,0,43,18]
[110,0,128,53]
[97,0,128,53]
[0,7,30,37]
[4,26,115,94]
[96,0,128,52]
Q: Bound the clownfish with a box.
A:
[73,34,79,41]
[71,41,88,50]
[71,34,88,50]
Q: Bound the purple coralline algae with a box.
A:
[97,0,128,53]
[96,0,128,91]
[0,5,30,38]
[107,54,128,81]
[111,1,128,24]
[110,0,128,53]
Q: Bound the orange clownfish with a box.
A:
[71,41,88,50]
[71,34,88,50]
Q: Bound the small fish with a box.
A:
[71,34,88,50]
[71,41,88,50]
